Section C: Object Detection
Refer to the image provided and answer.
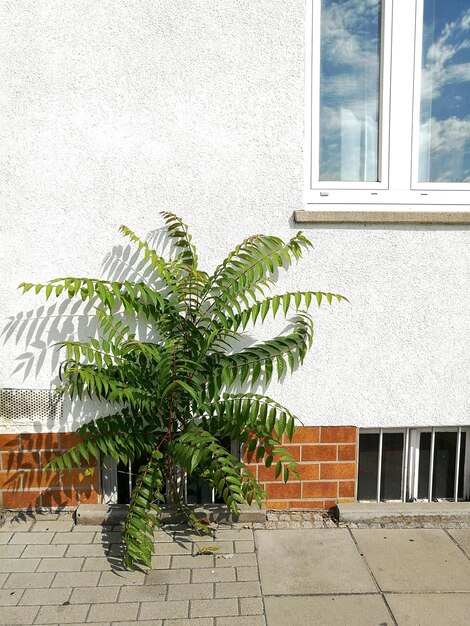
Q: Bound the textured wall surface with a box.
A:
[1,1,470,431]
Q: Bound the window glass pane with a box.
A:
[432,431,457,500]
[380,433,404,500]
[418,0,470,182]
[458,432,466,500]
[358,433,379,500]
[418,432,431,499]
[319,0,381,182]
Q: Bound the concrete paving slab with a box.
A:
[264,595,391,626]
[448,528,470,558]
[386,593,470,625]
[0,605,39,624]
[0,588,23,606]
[255,529,376,595]
[352,529,470,592]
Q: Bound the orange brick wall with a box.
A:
[243,426,357,509]
[0,433,101,510]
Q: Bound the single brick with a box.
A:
[70,585,119,604]
[286,499,326,508]
[152,541,191,555]
[9,531,54,545]
[19,587,71,606]
[37,557,84,572]
[0,588,23,606]
[139,600,189,620]
[0,532,13,544]
[216,581,261,598]
[51,571,100,588]
[59,432,83,449]
[0,469,22,489]
[0,434,21,450]
[171,555,215,569]
[21,433,59,451]
[338,444,356,461]
[192,541,234,556]
[167,582,213,601]
[301,444,336,462]
[41,489,79,508]
[2,490,41,509]
[145,569,191,585]
[215,554,257,569]
[240,597,264,615]
[82,557,116,571]
[98,570,146,586]
[294,463,320,480]
[257,465,283,481]
[320,426,356,443]
[320,462,356,480]
[339,480,356,497]
[279,445,300,461]
[264,482,301,499]
[234,541,255,554]
[2,451,40,469]
[0,558,40,573]
[0,606,39,624]
[31,520,74,533]
[87,601,139,622]
[35,603,89,624]
[66,544,106,557]
[118,584,166,602]
[191,598,238,618]
[264,500,290,509]
[4,573,54,589]
[288,426,320,444]
[302,481,338,498]
[236,567,259,582]
[151,555,172,569]
[192,568,236,583]
[22,544,67,558]
[0,545,25,558]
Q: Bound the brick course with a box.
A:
[0,432,101,510]
[243,426,358,509]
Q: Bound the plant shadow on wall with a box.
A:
[13,212,347,570]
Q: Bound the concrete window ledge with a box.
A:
[75,503,266,526]
[294,210,470,224]
[338,502,470,524]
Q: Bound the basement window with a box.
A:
[358,427,470,503]
[102,439,239,505]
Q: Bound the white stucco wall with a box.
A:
[1,1,470,431]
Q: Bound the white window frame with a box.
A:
[305,0,470,209]
[359,427,470,503]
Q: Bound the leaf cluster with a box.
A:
[21,212,346,569]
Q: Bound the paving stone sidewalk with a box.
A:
[1,513,470,625]
[0,513,264,626]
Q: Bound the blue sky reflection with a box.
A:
[419,0,470,182]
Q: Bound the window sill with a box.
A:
[294,210,470,224]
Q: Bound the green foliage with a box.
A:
[21,212,346,569]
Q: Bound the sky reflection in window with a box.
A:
[319,0,381,182]
[419,0,470,183]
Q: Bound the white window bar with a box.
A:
[428,428,435,502]
[402,428,410,503]
[454,427,462,503]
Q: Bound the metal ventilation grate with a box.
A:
[0,389,63,425]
